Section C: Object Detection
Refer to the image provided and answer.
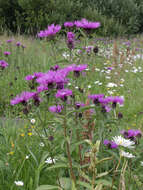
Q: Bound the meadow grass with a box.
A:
[0,33,143,189]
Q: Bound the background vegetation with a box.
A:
[0,0,143,36]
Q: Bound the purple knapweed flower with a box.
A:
[37,24,61,39]
[88,94,104,105]
[104,139,118,149]
[4,51,11,56]
[121,129,142,139]
[6,39,13,43]
[10,91,36,105]
[73,64,88,77]
[49,105,63,113]
[0,60,8,69]
[37,85,48,93]
[67,32,75,49]
[55,89,72,101]
[75,102,85,109]
[16,42,21,47]
[64,21,74,28]
[106,96,124,108]
[74,18,100,30]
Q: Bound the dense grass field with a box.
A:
[0,30,143,190]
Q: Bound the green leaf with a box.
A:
[59,177,71,190]
[36,185,60,190]
[96,171,109,178]
[95,183,103,190]
[77,181,92,190]
[46,163,68,171]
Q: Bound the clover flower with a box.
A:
[112,135,135,148]
[16,42,21,46]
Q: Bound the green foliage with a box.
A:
[0,0,143,36]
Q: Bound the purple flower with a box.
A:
[121,129,142,139]
[49,105,63,113]
[67,32,75,49]
[75,102,85,109]
[37,24,61,39]
[10,91,36,105]
[37,85,48,93]
[4,51,11,56]
[16,42,21,47]
[88,94,104,105]
[104,139,118,149]
[64,21,74,28]
[73,64,88,77]
[6,39,13,43]
[105,96,124,108]
[0,60,8,69]
[55,89,72,101]
[74,18,100,29]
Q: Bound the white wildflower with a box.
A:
[107,82,117,88]
[30,119,35,124]
[39,142,45,147]
[88,85,91,89]
[120,151,135,158]
[14,181,24,186]
[45,157,57,164]
[112,136,135,148]
[140,161,143,166]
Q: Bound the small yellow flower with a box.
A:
[11,142,15,148]
[28,132,32,136]
[20,133,25,137]
[8,151,14,155]
[31,125,35,129]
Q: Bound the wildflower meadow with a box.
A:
[1,18,143,190]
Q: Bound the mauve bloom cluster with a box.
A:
[75,102,85,109]
[0,60,8,69]
[121,129,142,142]
[67,32,75,49]
[55,89,72,101]
[64,21,74,28]
[4,51,11,56]
[16,42,21,47]
[88,94,124,112]
[25,72,44,81]
[6,39,13,43]
[104,139,118,149]
[10,91,36,105]
[49,105,63,113]
[74,18,100,29]
[37,24,61,38]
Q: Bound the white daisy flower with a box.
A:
[112,136,135,148]
[14,181,24,186]
[140,161,143,166]
[107,82,117,88]
[30,119,35,124]
[120,151,135,158]
[88,85,91,89]
[45,157,57,164]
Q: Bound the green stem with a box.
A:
[63,116,76,185]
